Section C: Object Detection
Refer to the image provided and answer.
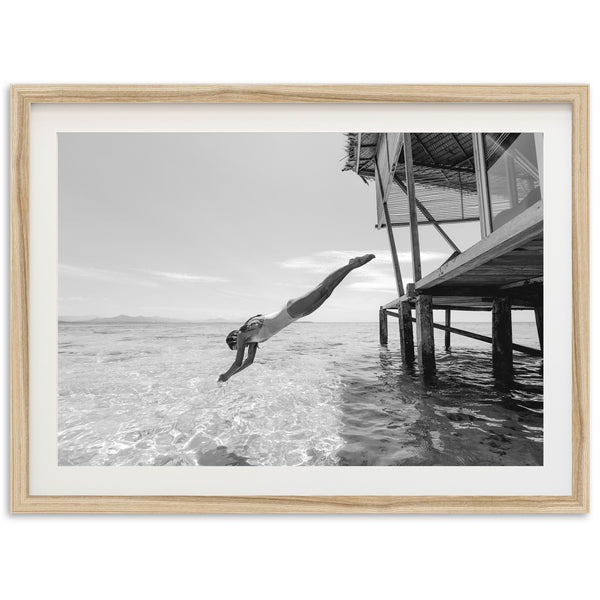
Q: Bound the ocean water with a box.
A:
[58,321,543,466]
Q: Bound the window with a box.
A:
[484,133,543,231]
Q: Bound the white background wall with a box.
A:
[1,2,596,598]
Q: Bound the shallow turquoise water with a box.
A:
[58,321,543,466]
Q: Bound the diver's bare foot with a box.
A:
[349,253,376,268]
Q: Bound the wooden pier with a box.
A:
[345,132,543,380]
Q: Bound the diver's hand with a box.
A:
[218,373,229,382]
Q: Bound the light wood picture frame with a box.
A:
[11,84,589,513]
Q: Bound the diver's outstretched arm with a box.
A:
[218,336,246,382]
[218,342,258,382]
[231,343,258,378]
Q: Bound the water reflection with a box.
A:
[58,322,542,466]
[338,344,542,466]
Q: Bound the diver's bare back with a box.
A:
[218,253,375,382]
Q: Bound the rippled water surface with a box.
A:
[58,321,543,466]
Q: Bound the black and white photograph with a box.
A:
[58,131,543,467]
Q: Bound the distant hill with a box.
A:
[58,315,97,322]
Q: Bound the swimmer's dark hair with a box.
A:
[226,330,239,350]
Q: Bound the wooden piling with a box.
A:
[444,309,451,350]
[492,297,513,379]
[416,295,435,375]
[534,305,543,352]
[379,307,388,345]
[399,301,415,363]
[382,201,405,298]
[403,133,423,281]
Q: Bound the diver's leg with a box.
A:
[287,254,375,318]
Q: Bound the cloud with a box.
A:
[59,264,158,288]
[59,264,230,288]
[347,268,415,293]
[279,250,380,273]
[347,280,398,293]
[277,249,446,294]
[278,249,447,274]
[145,270,229,284]
[348,277,414,293]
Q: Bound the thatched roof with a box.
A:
[343,132,521,227]
[343,133,380,181]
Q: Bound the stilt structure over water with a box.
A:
[344,132,543,379]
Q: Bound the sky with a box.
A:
[58,132,523,323]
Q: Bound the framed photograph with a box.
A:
[11,85,589,513]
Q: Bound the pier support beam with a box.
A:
[403,133,423,281]
[416,295,435,376]
[534,305,543,352]
[413,318,541,357]
[473,132,493,237]
[444,309,451,350]
[379,307,388,345]
[492,297,513,380]
[399,301,415,363]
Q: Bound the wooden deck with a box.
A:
[385,200,543,312]
[416,200,543,298]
